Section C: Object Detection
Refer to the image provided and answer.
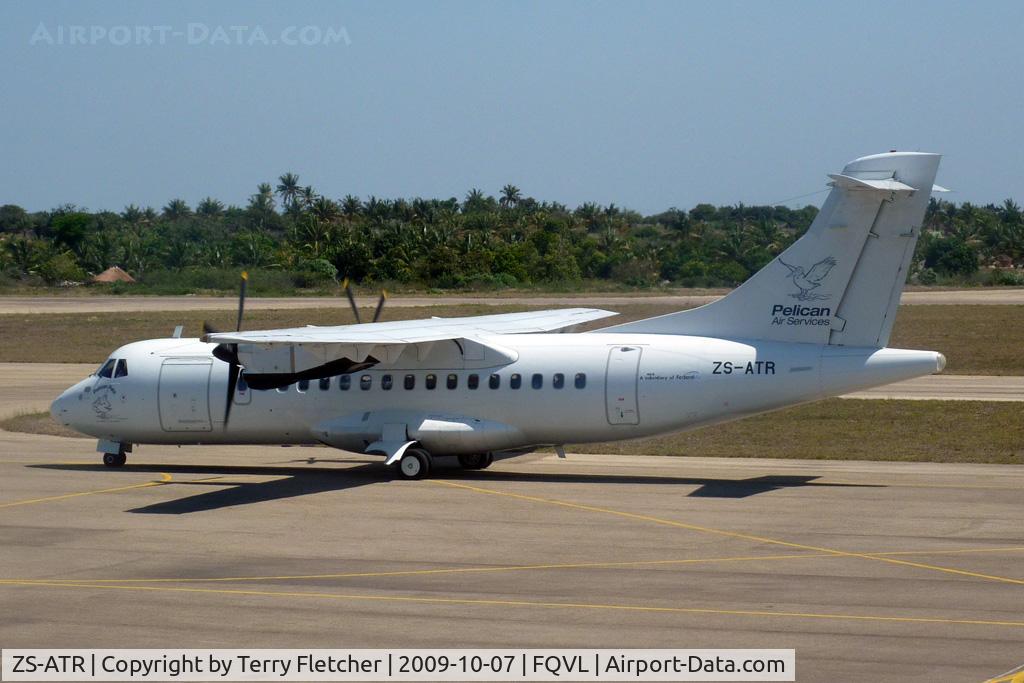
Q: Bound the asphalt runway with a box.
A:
[2,432,1023,682]
[0,288,1022,314]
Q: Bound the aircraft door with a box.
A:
[606,346,641,425]
[158,359,213,432]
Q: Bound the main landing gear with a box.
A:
[394,449,494,480]
[457,453,493,470]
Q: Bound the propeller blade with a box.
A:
[224,353,239,427]
[236,271,248,332]
[202,321,220,337]
[342,277,362,324]
[372,290,388,323]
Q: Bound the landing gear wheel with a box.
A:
[397,449,432,480]
[103,451,127,467]
[457,453,487,470]
[479,452,494,469]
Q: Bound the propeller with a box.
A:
[372,290,388,323]
[342,278,361,324]
[204,272,247,428]
[342,278,388,324]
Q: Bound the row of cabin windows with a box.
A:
[96,358,129,378]
[273,372,587,393]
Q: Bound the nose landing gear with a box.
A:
[98,440,130,468]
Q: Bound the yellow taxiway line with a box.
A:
[2,579,1023,630]
[430,479,1024,586]
[3,545,1022,586]
[0,472,172,509]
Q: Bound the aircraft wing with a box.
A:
[202,307,617,346]
[202,308,618,388]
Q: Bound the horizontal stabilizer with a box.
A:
[827,173,917,194]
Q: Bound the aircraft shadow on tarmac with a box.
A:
[30,462,881,513]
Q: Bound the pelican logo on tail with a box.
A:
[779,256,837,301]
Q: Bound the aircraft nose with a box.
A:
[51,383,84,428]
[50,389,71,422]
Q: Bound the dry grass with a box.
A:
[5,398,1021,464]
[1,411,82,438]
[566,399,1024,464]
[0,303,1020,374]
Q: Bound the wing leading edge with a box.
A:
[201,308,618,389]
[202,307,617,346]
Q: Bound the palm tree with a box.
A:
[500,184,521,209]
[276,173,301,211]
[341,195,362,217]
[197,197,225,217]
[162,199,191,221]
[121,204,143,224]
[311,196,339,223]
[300,185,317,211]
[463,188,487,213]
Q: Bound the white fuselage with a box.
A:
[51,332,943,456]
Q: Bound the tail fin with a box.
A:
[605,151,941,347]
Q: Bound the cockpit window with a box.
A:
[97,359,115,378]
[114,359,128,378]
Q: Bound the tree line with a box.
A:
[1,173,1021,292]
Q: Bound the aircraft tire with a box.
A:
[398,448,431,480]
[103,452,127,467]
[457,453,487,469]
[479,452,494,469]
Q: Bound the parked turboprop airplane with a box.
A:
[52,152,946,479]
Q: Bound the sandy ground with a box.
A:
[0,288,1022,314]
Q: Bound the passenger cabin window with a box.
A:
[467,374,479,390]
[319,377,330,391]
[114,359,128,378]
[446,373,458,390]
[531,373,543,389]
[404,374,415,390]
[297,379,309,392]
[510,373,521,389]
[574,372,587,389]
[97,359,115,378]
[359,375,371,390]
[488,374,500,389]
[338,375,351,391]
[381,374,393,390]
[425,374,437,390]
[552,372,564,389]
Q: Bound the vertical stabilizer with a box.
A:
[602,152,940,347]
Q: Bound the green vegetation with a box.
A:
[2,177,1022,293]
[0,304,1020,375]
[6,398,1021,464]
[566,399,1024,464]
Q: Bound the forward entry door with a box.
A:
[158,359,213,432]
[605,346,641,425]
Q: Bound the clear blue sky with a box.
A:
[2,1,1021,214]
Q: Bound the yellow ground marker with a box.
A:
[430,479,1024,586]
[0,472,172,509]
[2,579,1023,630]
[3,545,1021,586]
